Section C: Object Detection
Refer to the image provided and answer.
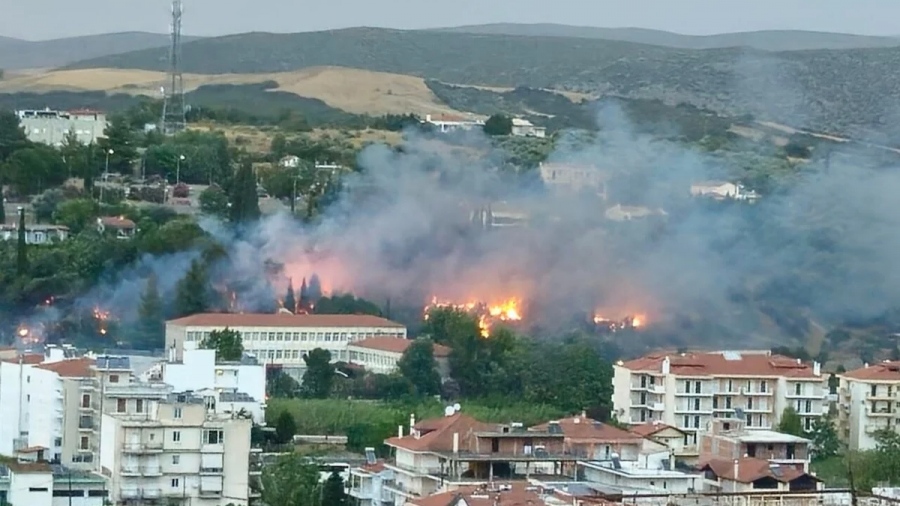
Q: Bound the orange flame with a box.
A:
[425,296,523,338]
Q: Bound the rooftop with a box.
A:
[620,350,821,379]
[722,429,811,445]
[385,412,493,453]
[348,336,451,357]
[699,457,821,484]
[94,355,131,371]
[168,312,405,329]
[98,216,136,229]
[35,357,95,377]
[408,482,551,506]
[841,360,900,381]
[630,421,685,438]
[1,354,44,365]
[580,461,696,479]
[531,415,643,443]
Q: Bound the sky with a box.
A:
[2,0,899,40]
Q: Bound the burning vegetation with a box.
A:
[592,313,646,333]
[424,297,523,337]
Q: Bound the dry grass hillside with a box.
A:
[0,66,467,117]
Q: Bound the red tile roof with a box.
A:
[1,354,44,365]
[631,421,685,438]
[409,482,545,506]
[385,413,493,453]
[35,357,95,377]
[99,216,136,229]
[531,415,643,443]
[621,351,820,378]
[349,337,451,357]
[168,313,405,329]
[699,457,820,484]
[842,361,900,381]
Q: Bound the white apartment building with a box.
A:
[613,351,827,453]
[165,313,407,369]
[422,114,484,133]
[348,451,394,506]
[838,360,900,450]
[16,109,108,146]
[99,392,253,506]
[577,455,701,495]
[347,337,451,377]
[161,346,266,423]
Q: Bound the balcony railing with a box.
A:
[123,441,164,452]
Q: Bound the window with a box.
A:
[174,407,183,419]
[805,400,812,413]
[116,398,126,413]
[80,436,89,450]
[172,431,181,442]
[136,399,144,413]
[693,415,700,428]
[804,417,813,431]
[53,491,82,497]
[748,398,753,410]
[796,383,802,395]
[87,491,108,498]
[204,429,224,445]
[276,332,284,341]
[640,409,646,422]
[727,379,733,392]
[54,437,63,447]
[746,443,757,457]
[872,384,878,397]
[171,478,180,488]
[29,488,49,492]
[693,398,700,410]
[683,380,690,393]
[172,455,180,465]
[683,416,689,428]
[786,443,795,459]
[109,374,119,383]
[725,397,732,409]
[81,394,91,408]
[694,381,701,394]
[760,381,768,393]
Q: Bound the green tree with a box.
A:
[274,411,297,444]
[776,406,804,437]
[2,144,68,195]
[260,453,321,506]
[54,198,98,233]
[135,274,165,349]
[198,184,229,217]
[174,259,211,317]
[397,338,441,397]
[229,161,260,223]
[313,294,382,316]
[522,338,612,412]
[321,470,349,506]
[98,115,137,173]
[284,279,296,314]
[0,110,28,162]
[0,193,5,224]
[302,348,334,399]
[15,206,27,274]
[809,415,840,461]
[267,369,300,398]
[200,328,244,361]
[483,114,513,136]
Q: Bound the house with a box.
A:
[604,205,667,222]
[0,461,107,506]
[699,418,812,472]
[0,224,69,244]
[404,481,573,506]
[510,118,546,138]
[96,217,136,239]
[347,337,452,378]
[530,414,646,462]
[690,181,759,202]
[838,360,900,450]
[630,422,687,455]
[423,114,485,133]
[537,163,608,196]
[613,351,828,456]
[280,155,301,168]
[698,457,822,492]
[348,454,394,506]
[577,453,701,495]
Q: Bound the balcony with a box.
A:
[745,405,772,413]
[648,402,665,411]
[787,391,826,400]
[674,406,713,414]
[142,488,161,499]
[121,465,140,476]
[865,424,891,434]
[743,389,774,396]
[350,487,374,500]
[675,390,714,397]
[142,466,162,476]
[123,441,164,453]
[249,462,262,476]
[866,407,895,418]
[199,489,223,497]
[201,444,224,453]
[648,385,665,395]
[121,489,140,499]
[200,467,223,475]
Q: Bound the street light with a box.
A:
[100,148,114,202]
[176,154,186,184]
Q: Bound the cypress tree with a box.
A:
[228,161,260,223]
[174,260,210,317]
[283,279,296,314]
[16,207,27,275]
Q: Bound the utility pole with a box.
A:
[176,154,185,184]
[161,0,187,135]
[100,148,113,202]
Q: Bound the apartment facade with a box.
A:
[16,109,108,146]
[165,313,407,368]
[99,393,252,506]
[699,418,812,472]
[347,337,451,377]
[161,346,266,423]
[0,462,108,506]
[838,361,900,450]
[613,351,827,453]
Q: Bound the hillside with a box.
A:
[0,32,202,70]
[0,67,465,116]
[63,27,900,141]
[436,24,900,51]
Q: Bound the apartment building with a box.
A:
[613,351,827,452]
[16,108,108,146]
[161,346,266,423]
[699,418,812,472]
[347,337,451,378]
[348,452,393,506]
[838,360,900,450]
[165,313,407,372]
[99,392,252,506]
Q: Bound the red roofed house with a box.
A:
[699,418,812,472]
[698,457,822,492]
[630,421,687,455]
[406,482,563,506]
[613,351,827,456]
[347,336,451,378]
[96,216,136,239]
[839,360,900,450]
[166,313,407,380]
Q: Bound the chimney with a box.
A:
[453,432,459,454]
[398,425,404,438]
[669,450,675,470]
[813,361,821,376]
[662,356,670,375]
[410,413,416,431]
[797,358,802,364]
[865,362,870,368]
[733,459,739,484]
[581,410,587,418]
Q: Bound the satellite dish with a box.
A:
[453,403,461,412]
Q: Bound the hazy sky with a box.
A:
[3,0,899,40]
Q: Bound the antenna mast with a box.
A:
[160,0,186,135]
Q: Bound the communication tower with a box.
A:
[160,0,186,135]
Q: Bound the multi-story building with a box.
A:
[613,351,828,453]
[161,346,266,423]
[348,453,393,506]
[99,392,252,506]
[422,114,484,133]
[0,224,69,244]
[698,457,822,492]
[165,313,407,372]
[699,418,812,472]
[36,357,99,469]
[16,109,108,146]
[537,162,608,197]
[347,337,451,378]
[838,360,900,450]
[0,461,108,506]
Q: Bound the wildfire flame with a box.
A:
[425,297,523,338]
[592,313,646,332]
[93,306,111,336]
